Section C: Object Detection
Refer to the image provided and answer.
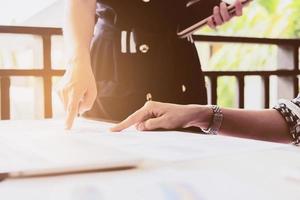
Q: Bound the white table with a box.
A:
[0,118,299,200]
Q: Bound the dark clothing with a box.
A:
[86,0,209,121]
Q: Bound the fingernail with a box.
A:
[111,125,122,132]
[64,121,71,130]
[78,109,85,116]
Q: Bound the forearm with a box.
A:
[196,107,291,143]
[220,108,290,143]
[63,0,96,60]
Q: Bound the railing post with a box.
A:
[237,76,245,108]
[0,76,11,120]
[210,76,218,105]
[42,35,53,118]
[263,76,270,108]
[276,45,298,100]
[293,46,299,97]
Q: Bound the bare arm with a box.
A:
[217,108,290,143]
[64,0,96,57]
[57,0,97,129]
[111,102,291,144]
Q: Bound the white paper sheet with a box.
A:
[0,119,298,200]
[0,118,286,168]
[0,119,141,176]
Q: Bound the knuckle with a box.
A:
[85,103,94,111]
[213,6,219,13]
[144,101,157,110]
[144,101,153,108]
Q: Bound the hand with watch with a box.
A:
[111,100,293,145]
[111,101,223,134]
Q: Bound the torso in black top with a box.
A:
[86,0,209,121]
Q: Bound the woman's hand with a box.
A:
[56,57,97,130]
[207,0,244,29]
[60,0,97,130]
[111,101,212,132]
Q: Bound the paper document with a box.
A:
[0,118,285,180]
[0,119,142,180]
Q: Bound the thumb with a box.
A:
[137,117,165,131]
[78,89,97,115]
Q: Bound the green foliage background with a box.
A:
[197,0,300,107]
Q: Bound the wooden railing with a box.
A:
[0,26,64,119]
[194,35,300,108]
[0,26,299,119]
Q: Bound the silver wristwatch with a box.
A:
[202,105,223,135]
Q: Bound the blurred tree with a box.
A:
[197,0,300,107]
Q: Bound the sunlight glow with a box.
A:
[0,0,57,25]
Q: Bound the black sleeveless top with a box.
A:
[97,0,184,31]
[86,0,210,121]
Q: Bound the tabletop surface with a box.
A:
[0,118,299,200]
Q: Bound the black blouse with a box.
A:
[96,0,219,34]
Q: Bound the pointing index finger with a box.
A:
[65,96,80,130]
[110,107,151,132]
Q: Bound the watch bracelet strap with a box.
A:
[201,105,223,135]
